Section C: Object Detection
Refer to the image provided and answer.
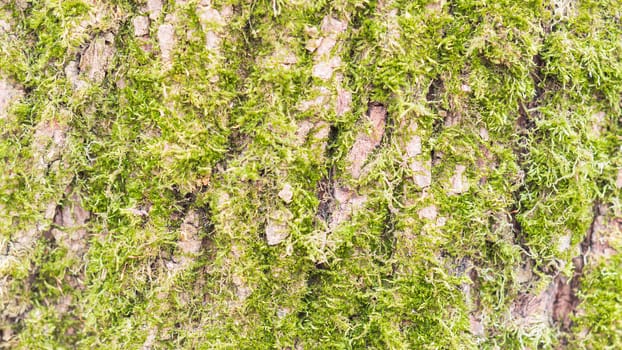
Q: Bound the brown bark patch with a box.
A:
[79,33,116,83]
[50,191,91,256]
[133,16,150,37]
[0,79,23,120]
[346,103,387,179]
[157,23,175,68]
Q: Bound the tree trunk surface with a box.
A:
[1,0,621,348]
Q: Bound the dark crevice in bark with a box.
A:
[315,125,339,223]
[164,10,253,262]
[315,172,335,223]
[169,187,196,221]
[509,203,531,261]
[447,0,457,16]
[503,51,557,335]
[312,100,389,270]
[426,77,445,113]
[304,0,387,299]
[315,0,380,213]
[168,190,215,250]
[428,76,448,171]
[511,49,595,338]
[382,203,398,277]
[316,102,388,225]
[554,202,601,340]
[511,53,546,258]
[9,198,88,344]
[380,173,400,276]
[199,204,217,257]
[371,102,401,276]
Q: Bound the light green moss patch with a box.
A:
[1,0,621,348]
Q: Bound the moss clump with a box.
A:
[0,0,620,348]
[573,253,622,349]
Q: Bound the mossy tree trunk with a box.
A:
[1,0,621,348]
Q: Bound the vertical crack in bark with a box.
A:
[383,198,399,277]
[315,125,339,223]
[308,102,388,265]
[1,114,72,335]
[345,102,388,179]
[377,105,398,272]
[427,75,447,170]
[3,184,90,340]
[553,202,605,337]
[511,53,545,257]
[504,52,554,336]
[510,50,598,338]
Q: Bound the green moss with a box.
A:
[1,0,621,348]
[573,253,622,349]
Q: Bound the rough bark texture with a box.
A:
[1,0,621,348]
